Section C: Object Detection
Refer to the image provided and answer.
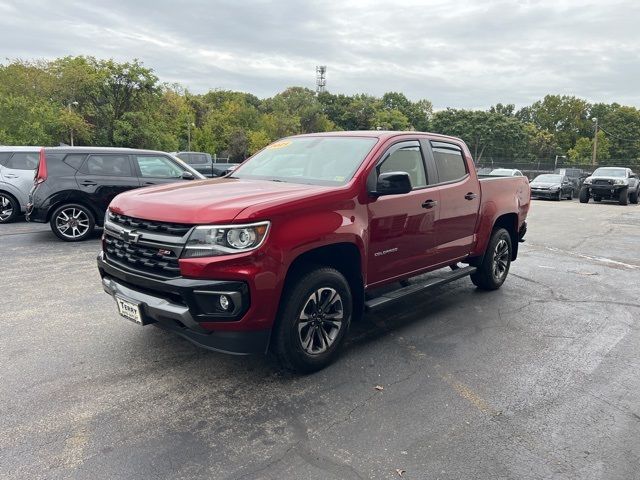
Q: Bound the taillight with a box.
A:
[35,148,47,184]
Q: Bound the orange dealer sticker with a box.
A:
[266,140,292,149]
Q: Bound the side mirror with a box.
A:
[181,171,195,180]
[372,172,412,197]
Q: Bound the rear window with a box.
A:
[81,155,132,177]
[431,142,467,183]
[4,152,40,170]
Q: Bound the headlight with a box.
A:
[583,177,592,185]
[613,179,626,185]
[183,221,270,258]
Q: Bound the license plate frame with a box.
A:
[116,296,144,325]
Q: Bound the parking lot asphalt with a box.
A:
[1,199,639,480]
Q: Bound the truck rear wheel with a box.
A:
[579,187,590,203]
[619,187,629,205]
[470,228,512,291]
[274,267,352,373]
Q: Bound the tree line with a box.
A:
[1,56,639,165]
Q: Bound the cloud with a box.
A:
[1,0,639,108]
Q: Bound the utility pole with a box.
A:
[68,101,79,146]
[187,122,195,151]
[591,117,598,166]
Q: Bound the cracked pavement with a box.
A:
[1,199,639,479]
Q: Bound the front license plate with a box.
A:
[116,297,143,325]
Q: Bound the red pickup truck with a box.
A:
[98,131,529,372]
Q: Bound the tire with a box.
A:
[630,189,639,204]
[566,189,573,200]
[50,204,96,241]
[274,267,352,373]
[579,187,590,203]
[0,192,19,223]
[554,191,561,201]
[470,228,512,291]
[619,187,629,206]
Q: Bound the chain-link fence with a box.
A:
[475,159,640,180]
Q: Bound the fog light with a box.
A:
[219,295,230,311]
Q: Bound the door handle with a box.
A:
[422,199,438,209]
[80,180,97,186]
[143,181,156,185]
[464,192,478,200]
[4,174,18,178]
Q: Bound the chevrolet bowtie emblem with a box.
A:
[122,230,140,244]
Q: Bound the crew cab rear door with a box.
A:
[423,140,480,262]
[366,140,440,285]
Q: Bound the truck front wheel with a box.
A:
[579,187,590,203]
[274,267,352,373]
[619,187,629,205]
[470,228,512,291]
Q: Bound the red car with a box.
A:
[98,131,530,372]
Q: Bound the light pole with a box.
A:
[187,122,195,151]
[68,101,79,146]
[554,155,567,171]
[591,117,598,166]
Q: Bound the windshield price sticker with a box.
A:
[266,140,292,150]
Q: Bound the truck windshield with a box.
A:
[593,168,626,177]
[232,137,378,186]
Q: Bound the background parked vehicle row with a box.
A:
[26,147,204,241]
[0,146,41,223]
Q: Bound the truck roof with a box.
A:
[292,130,465,143]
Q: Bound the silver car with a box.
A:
[0,146,40,223]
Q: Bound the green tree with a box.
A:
[567,131,610,163]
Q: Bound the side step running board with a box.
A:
[364,265,477,311]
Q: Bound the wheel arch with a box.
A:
[278,242,365,326]
[492,213,519,260]
[46,194,101,224]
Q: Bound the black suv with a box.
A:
[27,147,203,241]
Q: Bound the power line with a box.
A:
[598,125,639,143]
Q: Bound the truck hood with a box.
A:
[109,178,333,224]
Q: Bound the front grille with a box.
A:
[594,179,612,186]
[104,236,181,278]
[109,212,192,236]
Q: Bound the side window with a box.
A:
[81,155,132,177]
[135,155,184,178]
[377,142,427,189]
[0,152,12,166]
[190,154,208,165]
[63,154,87,170]
[431,142,468,183]
[5,152,40,170]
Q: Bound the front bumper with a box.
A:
[98,253,271,355]
[531,189,559,198]
[585,184,626,196]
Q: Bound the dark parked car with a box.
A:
[27,147,204,241]
[0,146,41,223]
[172,151,240,178]
[579,167,639,205]
[530,174,575,200]
[555,167,589,190]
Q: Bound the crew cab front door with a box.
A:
[366,140,440,286]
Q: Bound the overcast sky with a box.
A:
[1,0,639,109]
